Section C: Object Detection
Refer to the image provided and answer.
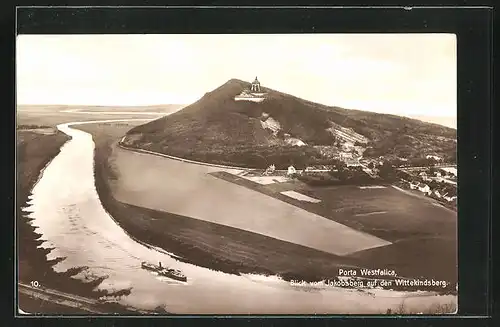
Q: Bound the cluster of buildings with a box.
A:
[426,154,443,161]
[263,164,298,177]
[339,152,363,167]
[404,169,457,203]
[408,180,457,202]
[418,170,457,185]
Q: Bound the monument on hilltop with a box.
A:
[234,77,268,102]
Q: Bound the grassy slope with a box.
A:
[126,79,456,164]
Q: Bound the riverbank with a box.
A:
[80,123,457,296]
[16,128,145,314]
[94,141,352,282]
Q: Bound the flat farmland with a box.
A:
[303,185,457,283]
[297,185,457,242]
[76,123,367,282]
[16,105,165,128]
[211,174,456,242]
[210,172,457,284]
[74,120,456,288]
[106,144,389,257]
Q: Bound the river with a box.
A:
[22,117,456,314]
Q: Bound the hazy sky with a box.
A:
[17,34,456,117]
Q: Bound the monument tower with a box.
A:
[251,77,261,92]
[234,77,268,102]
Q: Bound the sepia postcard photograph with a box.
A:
[16,33,458,315]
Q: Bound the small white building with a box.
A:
[287,165,297,176]
[418,183,431,194]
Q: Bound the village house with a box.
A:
[287,165,297,176]
[439,167,457,177]
[418,183,431,194]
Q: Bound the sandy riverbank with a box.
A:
[16,128,144,314]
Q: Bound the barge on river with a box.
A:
[141,261,187,282]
